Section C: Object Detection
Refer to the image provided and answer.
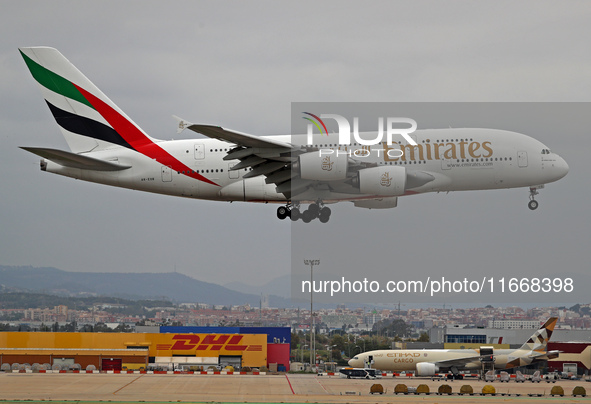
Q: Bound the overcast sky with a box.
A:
[1,1,590,307]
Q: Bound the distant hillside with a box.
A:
[224,273,290,298]
[0,266,292,307]
[0,291,172,312]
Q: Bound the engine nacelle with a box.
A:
[299,151,348,181]
[416,362,439,376]
[353,197,398,209]
[357,166,406,196]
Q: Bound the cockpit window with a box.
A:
[353,356,359,360]
[541,149,551,154]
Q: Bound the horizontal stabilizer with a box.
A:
[20,147,131,171]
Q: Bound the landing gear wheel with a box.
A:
[528,187,539,210]
[318,207,331,223]
[301,210,313,223]
[290,207,300,221]
[307,203,320,218]
[277,206,289,220]
[528,200,539,210]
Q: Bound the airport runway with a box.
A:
[0,373,589,403]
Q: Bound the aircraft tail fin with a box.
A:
[19,47,155,153]
[518,317,558,352]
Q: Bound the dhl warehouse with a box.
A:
[0,326,290,372]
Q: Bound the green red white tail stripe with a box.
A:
[20,47,218,186]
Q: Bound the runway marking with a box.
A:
[314,375,329,393]
[112,374,145,395]
[285,373,295,394]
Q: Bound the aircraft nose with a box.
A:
[555,155,569,180]
[348,357,361,367]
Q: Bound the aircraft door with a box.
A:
[228,163,239,179]
[161,166,172,182]
[194,144,205,160]
[517,151,528,167]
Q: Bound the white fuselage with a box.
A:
[348,348,536,372]
[41,128,569,204]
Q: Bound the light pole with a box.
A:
[301,344,308,365]
[326,344,336,372]
[304,259,320,370]
[348,336,352,358]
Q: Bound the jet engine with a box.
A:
[416,362,439,376]
[298,152,348,181]
[355,166,406,196]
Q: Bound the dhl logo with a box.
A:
[157,334,261,352]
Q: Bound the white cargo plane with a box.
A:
[19,47,569,223]
[348,318,560,378]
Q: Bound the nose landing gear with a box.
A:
[528,187,539,210]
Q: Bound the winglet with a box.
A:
[173,115,193,134]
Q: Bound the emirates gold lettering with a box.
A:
[443,143,457,160]
[388,141,493,162]
[328,140,494,162]
[399,144,425,161]
[482,141,493,158]
[468,142,481,158]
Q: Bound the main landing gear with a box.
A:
[446,372,464,380]
[528,187,539,210]
[276,202,332,223]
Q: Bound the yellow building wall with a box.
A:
[0,333,266,367]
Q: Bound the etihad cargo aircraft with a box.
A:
[19,47,569,223]
[348,318,560,378]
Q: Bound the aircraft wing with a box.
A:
[175,116,433,201]
[434,355,483,369]
[180,122,293,150]
[178,116,365,200]
[176,116,301,197]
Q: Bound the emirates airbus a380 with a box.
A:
[19,47,569,223]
